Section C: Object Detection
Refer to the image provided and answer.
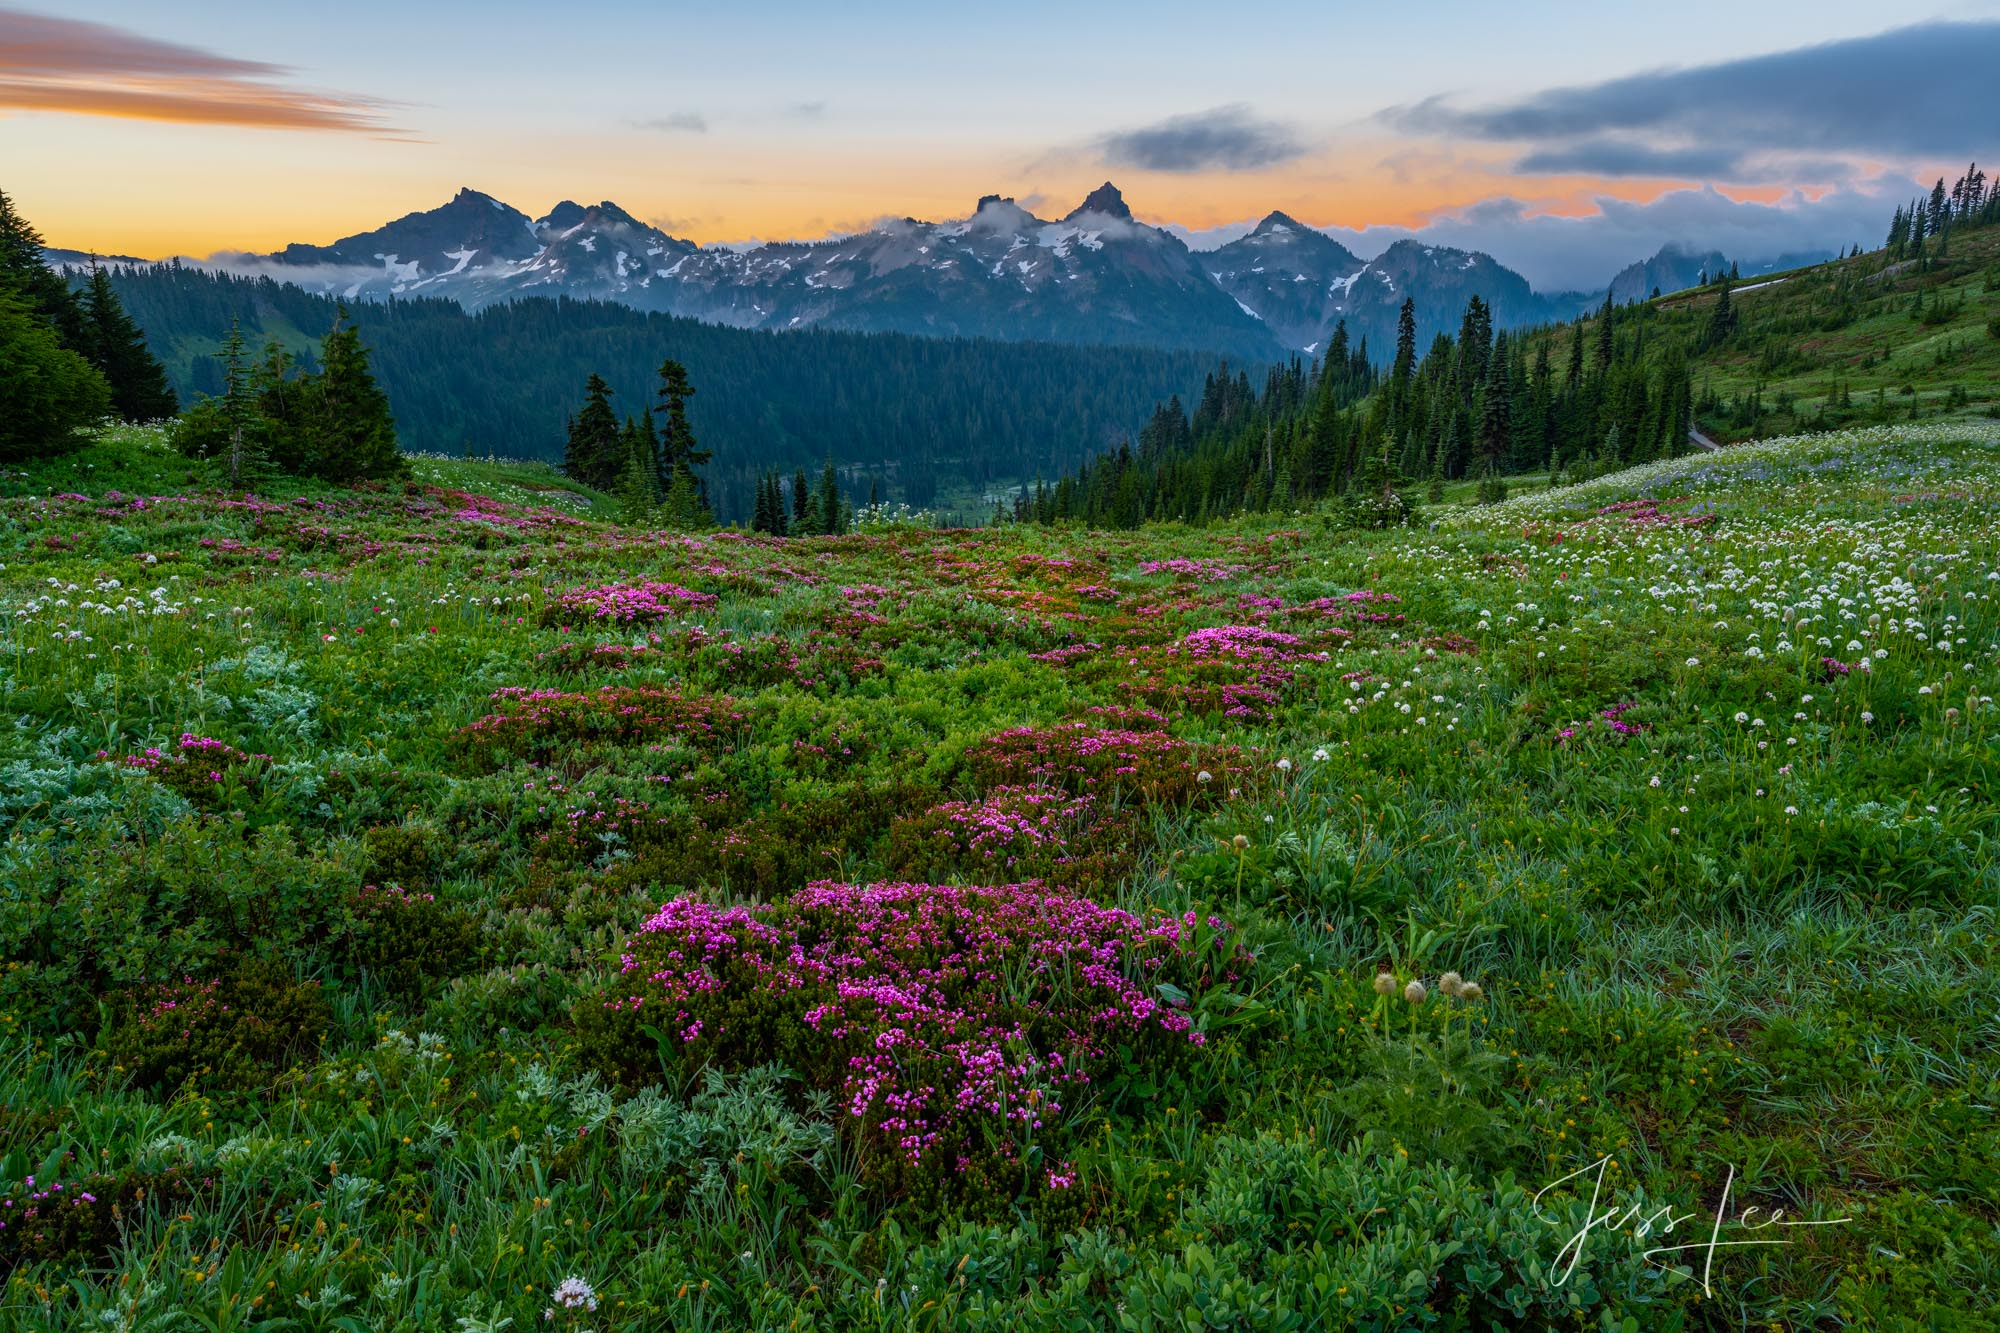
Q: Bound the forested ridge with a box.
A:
[1033,161,2000,528]
[92,265,1220,519]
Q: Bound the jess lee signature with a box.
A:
[1533,1155,1853,1295]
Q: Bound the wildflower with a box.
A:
[1734,712,1749,723]
[1373,970,1397,997]
[1403,980,1427,1005]
[1275,758,1292,772]
[1459,983,1483,1002]
[549,1277,597,1312]
[1196,770,1213,784]
[1784,806,1799,816]
[1860,711,1874,723]
[1685,656,1701,667]
[1312,748,1329,762]
[1232,835,1249,850]
[1438,971,1464,997]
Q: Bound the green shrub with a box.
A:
[100,960,329,1095]
[346,884,479,1000]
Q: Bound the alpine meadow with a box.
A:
[3,5,1999,1330]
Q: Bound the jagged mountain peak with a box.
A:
[1067,182,1133,222]
[1251,209,1304,236]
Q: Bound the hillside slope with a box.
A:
[1542,219,2000,441]
[0,422,1994,1328]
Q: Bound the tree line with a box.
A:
[97,263,1220,521]
[0,187,175,459]
[1027,294,1695,529]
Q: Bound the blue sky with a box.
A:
[6,1,1998,288]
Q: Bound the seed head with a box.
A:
[1232,834,1249,850]
[1438,971,1464,998]
[1402,979,1427,1005]
[1372,970,1397,997]
[1460,982,1483,1002]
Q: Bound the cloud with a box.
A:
[1096,104,1309,174]
[0,6,401,133]
[1388,20,2000,179]
[1177,177,1915,292]
[631,111,707,133]
[784,100,827,120]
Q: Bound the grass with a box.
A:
[0,421,1995,1329]
[1526,220,2000,443]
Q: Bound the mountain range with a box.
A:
[49,185,1823,365]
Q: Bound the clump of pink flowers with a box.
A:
[1555,700,1648,745]
[102,734,269,806]
[541,580,717,627]
[888,786,1134,889]
[964,723,1251,805]
[596,881,1241,1181]
[459,684,746,757]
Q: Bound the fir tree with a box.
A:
[654,359,709,483]
[1476,333,1512,474]
[660,465,712,531]
[563,374,621,489]
[614,429,658,524]
[0,187,87,351]
[1703,280,1738,349]
[0,290,109,460]
[791,468,813,534]
[79,263,176,420]
[817,456,842,536]
[302,306,405,483]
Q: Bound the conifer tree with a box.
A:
[654,359,709,481]
[79,263,176,420]
[817,456,842,536]
[791,468,813,533]
[304,306,405,483]
[1477,333,1512,474]
[214,317,266,485]
[0,290,109,459]
[1703,279,1738,349]
[614,429,658,524]
[752,469,775,533]
[0,187,87,350]
[563,374,620,489]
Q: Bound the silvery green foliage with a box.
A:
[212,644,319,740]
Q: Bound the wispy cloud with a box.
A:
[1096,104,1309,173]
[0,6,404,134]
[784,100,827,120]
[631,111,707,133]
[1385,20,2000,181]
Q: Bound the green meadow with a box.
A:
[1,421,1995,1330]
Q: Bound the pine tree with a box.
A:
[0,188,87,351]
[817,456,841,536]
[614,428,657,524]
[660,465,712,531]
[1703,280,1738,349]
[216,317,265,485]
[654,359,709,482]
[79,263,176,420]
[563,374,620,489]
[791,469,813,534]
[752,468,775,533]
[0,290,109,459]
[297,306,404,482]
[1477,332,1512,473]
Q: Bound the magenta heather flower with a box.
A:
[595,882,1243,1177]
[542,580,717,627]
